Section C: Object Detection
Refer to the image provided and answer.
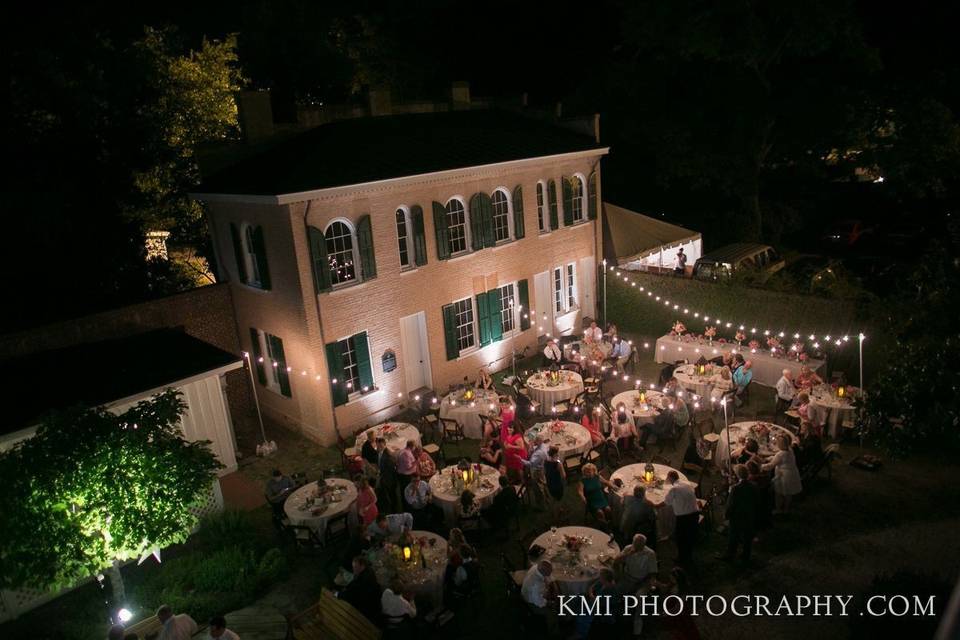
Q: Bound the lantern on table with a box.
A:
[698,364,706,376]
[464,388,475,401]
[643,462,656,483]
[639,391,647,404]
[837,385,846,399]
[402,545,412,562]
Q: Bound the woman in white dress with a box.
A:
[762,435,802,514]
[709,366,734,402]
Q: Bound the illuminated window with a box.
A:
[324,220,357,285]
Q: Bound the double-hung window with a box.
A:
[454,297,476,352]
[396,208,411,269]
[498,283,516,334]
[566,263,578,310]
[446,200,468,255]
[553,267,564,314]
[243,224,263,286]
[570,177,585,223]
[536,182,546,233]
[324,220,357,285]
[492,190,510,242]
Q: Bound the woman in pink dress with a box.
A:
[503,422,528,484]
[356,477,378,527]
[581,407,605,447]
[499,401,516,442]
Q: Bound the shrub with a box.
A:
[192,509,258,552]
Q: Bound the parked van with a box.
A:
[692,243,785,281]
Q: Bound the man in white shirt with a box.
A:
[403,475,437,528]
[365,512,413,540]
[616,534,659,593]
[775,368,796,424]
[381,579,417,625]
[584,321,603,343]
[208,615,240,640]
[521,560,558,634]
[659,471,699,568]
[156,605,198,640]
[542,339,562,366]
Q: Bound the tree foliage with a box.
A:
[0,390,222,591]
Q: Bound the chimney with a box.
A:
[451,81,471,110]
[236,90,274,143]
[368,85,393,117]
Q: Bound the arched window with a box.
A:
[242,223,263,286]
[395,207,412,269]
[324,220,357,285]
[445,199,468,255]
[570,176,585,223]
[491,189,510,242]
[536,182,546,233]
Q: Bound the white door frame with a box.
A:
[400,311,432,393]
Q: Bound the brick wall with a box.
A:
[206,151,606,445]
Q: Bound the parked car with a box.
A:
[692,243,785,282]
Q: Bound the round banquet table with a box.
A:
[525,421,592,460]
[610,389,667,426]
[714,421,799,469]
[283,477,358,537]
[808,385,858,438]
[525,371,584,410]
[370,530,447,606]
[563,340,613,364]
[355,422,421,457]
[610,463,695,539]
[438,389,500,440]
[529,526,619,595]
[673,364,715,398]
[428,463,502,524]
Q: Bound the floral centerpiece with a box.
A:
[704,326,717,344]
[791,341,805,362]
[380,423,398,439]
[766,336,781,355]
[564,534,589,552]
[799,352,809,363]
[735,330,746,346]
[748,339,760,352]
[671,321,686,339]
[550,420,566,435]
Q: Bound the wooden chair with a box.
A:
[291,471,309,489]
[441,417,464,441]
[563,453,584,480]
[324,512,350,546]
[124,615,163,640]
[290,588,381,640]
[288,524,324,552]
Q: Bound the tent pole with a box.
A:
[602,260,607,326]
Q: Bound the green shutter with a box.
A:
[353,332,374,390]
[587,170,598,220]
[518,280,531,331]
[513,185,525,240]
[251,226,271,289]
[432,202,450,260]
[469,193,492,251]
[230,223,247,284]
[356,214,377,280]
[562,177,574,226]
[268,334,291,397]
[411,205,427,266]
[249,328,266,385]
[487,288,503,343]
[477,292,491,347]
[307,226,331,292]
[548,180,559,230]
[442,304,459,361]
[325,342,349,406]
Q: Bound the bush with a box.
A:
[192,509,258,552]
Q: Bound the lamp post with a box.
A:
[602,259,607,326]
[858,333,865,392]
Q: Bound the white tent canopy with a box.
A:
[603,202,702,272]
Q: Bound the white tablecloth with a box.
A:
[654,335,825,387]
[428,463,502,523]
[809,385,858,438]
[610,390,666,425]
[438,389,500,440]
[563,340,612,364]
[525,421,592,459]
[355,422,421,457]
[672,364,716,398]
[283,478,358,536]
[525,371,584,410]
[370,530,447,606]
[610,463,695,539]
[714,421,799,469]
[529,526,619,595]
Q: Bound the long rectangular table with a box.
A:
[654,334,825,387]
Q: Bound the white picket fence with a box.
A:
[0,480,223,622]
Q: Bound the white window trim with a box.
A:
[553,266,565,315]
[566,262,579,310]
[240,222,263,288]
[536,181,548,234]
[497,281,519,339]
[452,295,479,356]
[395,205,415,271]
[446,196,471,257]
[570,174,587,224]
[324,217,360,289]
[257,329,282,394]
[336,330,376,400]
[491,186,514,245]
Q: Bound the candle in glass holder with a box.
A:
[403,545,412,561]
[644,462,656,483]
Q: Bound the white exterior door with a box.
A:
[400,311,432,393]
[579,255,596,319]
[533,271,552,337]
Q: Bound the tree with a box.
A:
[0,390,222,599]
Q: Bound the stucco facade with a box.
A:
[201,148,607,444]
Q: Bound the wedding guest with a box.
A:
[485,475,520,528]
[523,434,550,506]
[718,465,759,564]
[544,446,566,521]
[615,534,659,593]
[396,440,419,493]
[775,369,797,422]
[381,579,417,626]
[447,528,466,557]
[415,445,437,478]
[610,338,633,373]
[356,477,378,527]
[581,407,605,447]
[793,392,812,423]
[404,475,436,528]
[638,397,675,448]
[521,560,559,635]
[476,367,494,390]
[658,471,700,568]
[576,568,621,638]
[156,605,198,640]
[455,489,481,525]
[578,463,617,528]
[542,339,563,366]
[613,411,639,453]
[620,485,658,550]
[479,438,503,468]
[366,513,413,540]
[503,422,528,484]
[795,365,823,390]
[375,437,399,512]
[584,321,603,343]
[762,435,803,514]
[732,361,753,406]
[675,247,687,274]
[709,366,734,402]
[731,438,760,466]
[605,322,619,339]
[207,616,240,640]
[339,555,382,624]
[797,421,824,470]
